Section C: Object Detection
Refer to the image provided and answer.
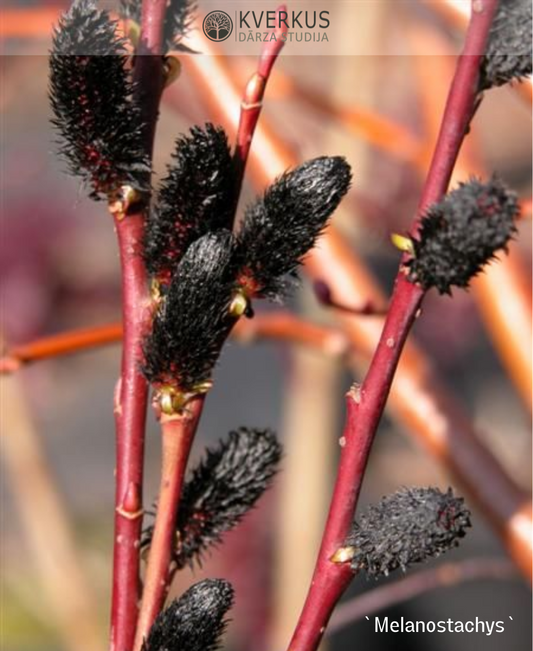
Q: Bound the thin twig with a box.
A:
[111,216,151,651]
[0,313,350,373]
[0,323,124,372]
[132,397,205,651]
[327,558,517,636]
[287,2,502,649]
[233,4,286,202]
[110,2,167,650]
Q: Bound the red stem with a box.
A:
[131,15,288,645]
[286,1,500,649]
[111,216,151,651]
[233,4,286,203]
[132,397,205,651]
[110,3,167,651]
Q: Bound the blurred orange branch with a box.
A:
[0,312,352,374]
[1,8,62,38]
[0,323,124,373]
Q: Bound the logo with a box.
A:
[203,10,233,42]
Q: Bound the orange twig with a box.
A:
[0,323,123,373]
[1,7,62,38]
[281,73,424,166]
[0,313,353,374]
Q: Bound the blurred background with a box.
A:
[1,1,532,651]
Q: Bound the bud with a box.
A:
[143,428,282,568]
[236,157,352,298]
[144,124,236,280]
[480,0,532,90]
[143,231,238,391]
[142,579,233,651]
[346,487,471,577]
[407,177,518,295]
[49,0,149,200]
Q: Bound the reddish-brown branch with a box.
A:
[111,3,167,651]
[328,558,516,636]
[132,397,205,651]
[111,215,151,651]
[233,4,286,203]
[132,21,288,641]
[287,2,501,649]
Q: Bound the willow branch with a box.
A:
[132,397,204,651]
[233,4,286,205]
[287,2,503,649]
[110,2,167,651]
[134,15,288,647]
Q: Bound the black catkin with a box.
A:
[142,428,282,568]
[236,156,352,298]
[346,487,471,577]
[49,0,149,199]
[407,177,519,295]
[143,231,238,391]
[142,579,233,651]
[144,124,236,280]
[120,0,197,52]
[480,0,532,90]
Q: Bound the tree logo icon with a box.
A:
[203,10,233,42]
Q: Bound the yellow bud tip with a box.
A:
[151,279,162,302]
[108,186,142,220]
[127,21,141,48]
[159,392,175,416]
[192,381,214,395]
[391,233,415,255]
[229,291,249,317]
[330,546,356,564]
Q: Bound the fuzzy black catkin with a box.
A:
[236,156,352,297]
[144,124,236,280]
[480,0,532,90]
[407,177,519,295]
[143,231,238,390]
[347,487,471,577]
[143,428,282,567]
[49,0,148,199]
[142,579,233,651]
[120,0,197,51]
